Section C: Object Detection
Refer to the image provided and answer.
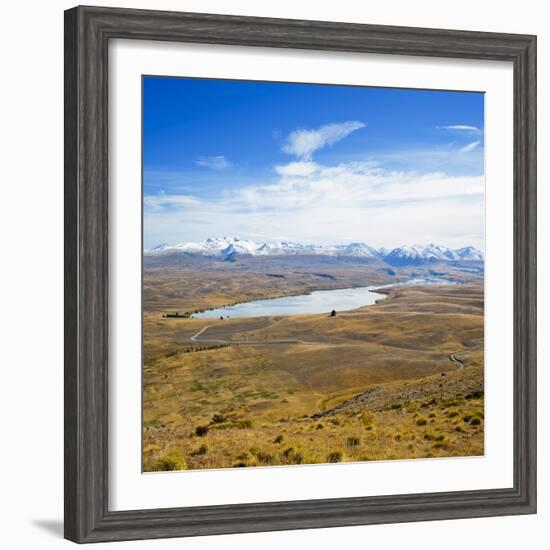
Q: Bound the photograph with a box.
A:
[142,77,486,472]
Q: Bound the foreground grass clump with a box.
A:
[327,451,344,463]
[153,450,187,471]
[143,389,484,471]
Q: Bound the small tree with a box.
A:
[330,309,336,317]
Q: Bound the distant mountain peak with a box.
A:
[145,237,484,265]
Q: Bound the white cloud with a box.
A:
[274,161,320,177]
[440,125,480,132]
[144,194,202,212]
[195,155,231,170]
[459,141,481,153]
[144,160,484,250]
[282,121,365,160]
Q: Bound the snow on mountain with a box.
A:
[151,236,256,257]
[383,243,483,266]
[145,237,484,265]
[455,246,485,261]
[341,242,382,259]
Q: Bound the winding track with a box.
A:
[189,326,468,373]
[449,353,465,370]
[189,324,315,346]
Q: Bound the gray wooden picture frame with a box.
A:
[64,5,537,543]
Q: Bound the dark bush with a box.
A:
[282,447,295,458]
[193,444,208,455]
[327,451,343,463]
[195,425,209,437]
[256,451,275,464]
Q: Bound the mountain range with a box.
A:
[146,237,484,266]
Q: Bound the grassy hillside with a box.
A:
[143,275,484,471]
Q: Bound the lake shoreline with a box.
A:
[189,278,455,320]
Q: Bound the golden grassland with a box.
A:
[143,270,484,472]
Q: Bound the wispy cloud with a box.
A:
[282,121,365,160]
[144,159,484,250]
[440,124,481,132]
[195,155,231,170]
[274,161,320,177]
[144,194,202,212]
[459,141,481,153]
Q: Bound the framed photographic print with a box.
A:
[64,6,537,543]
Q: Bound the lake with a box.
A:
[192,277,452,319]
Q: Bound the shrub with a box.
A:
[447,410,459,418]
[256,451,275,465]
[455,425,465,433]
[193,444,209,455]
[282,447,295,458]
[463,414,472,422]
[233,462,247,468]
[416,417,428,426]
[273,434,284,444]
[195,425,209,437]
[327,451,343,463]
[346,436,360,447]
[211,413,226,424]
[316,423,324,430]
[282,447,304,464]
[470,417,482,426]
[249,446,260,456]
[291,452,304,464]
[154,452,187,471]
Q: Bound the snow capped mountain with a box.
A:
[383,243,483,266]
[384,243,460,266]
[145,237,484,265]
[455,246,485,261]
[341,242,382,259]
[153,236,254,257]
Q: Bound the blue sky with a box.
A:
[143,76,485,249]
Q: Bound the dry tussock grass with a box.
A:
[143,272,484,472]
